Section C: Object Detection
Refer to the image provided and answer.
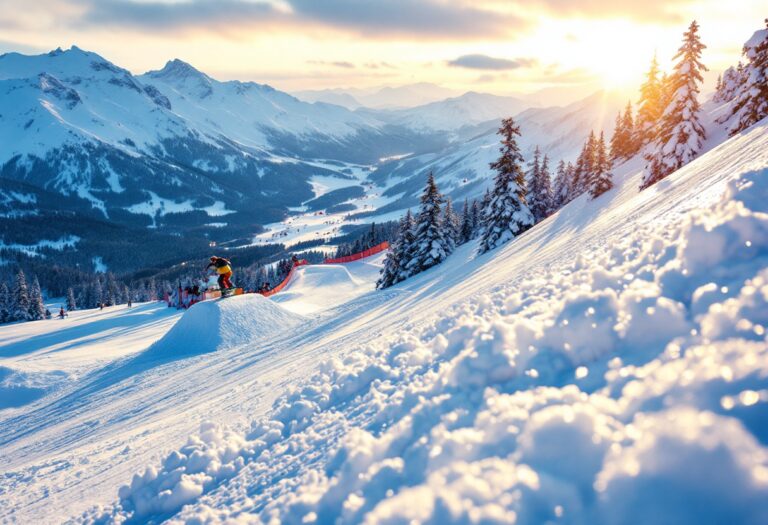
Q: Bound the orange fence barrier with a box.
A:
[260,259,308,297]
[169,246,384,308]
[323,241,390,264]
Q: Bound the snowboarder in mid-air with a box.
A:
[206,256,235,296]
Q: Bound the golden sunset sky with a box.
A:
[0,0,764,97]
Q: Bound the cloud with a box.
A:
[531,0,694,22]
[0,40,48,55]
[80,0,285,31]
[70,0,526,39]
[307,60,356,69]
[288,0,525,38]
[448,54,536,70]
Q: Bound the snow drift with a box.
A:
[149,294,306,355]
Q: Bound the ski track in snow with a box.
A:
[0,120,767,524]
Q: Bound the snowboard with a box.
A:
[220,287,237,298]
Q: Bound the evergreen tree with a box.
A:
[609,110,624,160]
[0,283,10,323]
[553,160,569,210]
[443,197,461,247]
[590,132,614,199]
[479,118,534,254]
[377,212,415,289]
[572,132,597,198]
[470,200,481,236]
[529,151,554,222]
[92,279,103,308]
[480,188,492,218]
[406,173,453,274]
[66,287,77,311]
[636,54,663,146]
[620,101,637,156]
[460,199,474,244]
[395,209,417,283]
[11,270,31,322]
[714,63,746,104]
[642,21,707,190]
[728,20,768,135]
[28,277,46,321]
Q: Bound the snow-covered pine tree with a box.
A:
[590,132,614,199]
[66,287,77,311]
[460,199,473,245]
[480,187,492,219]
[92,279,103,308]
[540,155,554,215]
[620,101,637,158]
[553,160,569,210]
[406,173,453,274]
[377,224,403,290]
[636,54,663,147]
[642,20,708,190]
[609,110,624,160]
[470,200,481,236]
[396,209,417,283]
[0,283,10,323]
[658,72,674,116]
[529,151,554,222]
[443,197,461,248]
[714,64,745,104]
[572,131,597,199]
[728,20,768,135]
[11,270,31,322]
[479,118,534,254]
[527,145,541,185]
[28,277,46,321]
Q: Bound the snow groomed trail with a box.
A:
[1,120,767,524]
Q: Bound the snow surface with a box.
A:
[151,295,306,356]
[0,302,181,410]
[273,255,385,315]
[1,118,768,524]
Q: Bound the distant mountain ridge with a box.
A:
[0,45,624,275]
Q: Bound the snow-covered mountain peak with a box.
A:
[150,58,209,82]
[145,58,214,98]
[0,46,130,84]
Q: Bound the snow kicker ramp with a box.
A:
[272,262,377,314]
[150,294,306,355]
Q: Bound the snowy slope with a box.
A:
[273,255,385,315]
[0,302,181,409]
[0,103,766,524]
[360,91,533,132]
[367,90,626,214]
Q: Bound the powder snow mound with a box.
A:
[272,262,380,315]
[150,294,306,355]
[289,265,362,291]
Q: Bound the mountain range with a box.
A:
[0,46,623,274]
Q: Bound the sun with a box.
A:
[546,19,660,92]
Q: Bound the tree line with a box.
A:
[378,18,768,290]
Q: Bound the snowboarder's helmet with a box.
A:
[210,256,217,261]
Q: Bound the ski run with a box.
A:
[0,101,766,522]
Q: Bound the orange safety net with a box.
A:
[260,259,308,297]
[323,241,390,264]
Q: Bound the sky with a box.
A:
[0,0,764,99]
